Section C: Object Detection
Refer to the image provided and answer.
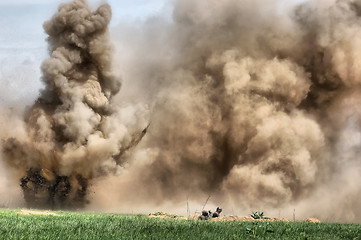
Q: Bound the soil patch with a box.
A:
[18,210,61,216]
[305,218,321,223]
[149,213,320,223]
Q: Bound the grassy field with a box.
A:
[0,209,360,240]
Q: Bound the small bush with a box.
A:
[251,211,269,219]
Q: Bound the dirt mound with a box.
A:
[210,216,289,222]
[148,212,185,220]
[305,218,321,223]
[149,213,290,222]
[18,210,61,216]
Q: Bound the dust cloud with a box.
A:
[1,0,361,222]
[1,0,148,209]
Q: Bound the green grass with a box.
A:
[0,209,360,239]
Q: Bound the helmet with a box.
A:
[216,207,222,212]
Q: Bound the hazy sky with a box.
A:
[0,0,306,106]
[0,0,167,106]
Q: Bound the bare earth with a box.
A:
[18,210,61,216]
[149,213,320,223]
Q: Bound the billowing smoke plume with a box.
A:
[1,0,147,209]
[92,0,361,221]
[2,0,361,222]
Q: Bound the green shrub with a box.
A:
[251,211,269,219]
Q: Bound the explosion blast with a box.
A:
[1,0,147,209]
[2,0,361,222]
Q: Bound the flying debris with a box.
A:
[2,0,361,222]
[1,0,147,209]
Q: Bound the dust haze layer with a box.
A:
[2,0,361,222]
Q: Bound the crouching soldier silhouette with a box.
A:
[198,207,223,220]
[198,210,212,220]
[212,207,222,218]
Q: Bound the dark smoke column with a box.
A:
[2,0,125,209]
